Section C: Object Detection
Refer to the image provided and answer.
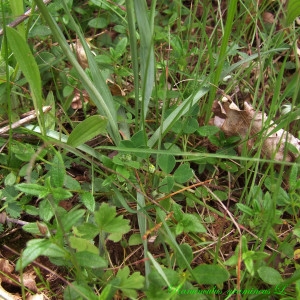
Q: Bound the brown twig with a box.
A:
[0,0,52,36]
[0,106,51,134]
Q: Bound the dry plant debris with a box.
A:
[211,99,300,161]
[0,258,39,299]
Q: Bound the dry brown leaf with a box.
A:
[22,272,38,293]
[0,258,19,285]
[71,39,89,69]
[211,99,300,162]
[0,259,37,293]
[71,90,89,109]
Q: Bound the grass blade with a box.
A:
[34,0,121,145]
[6,27,45,134]
[206,0,238,122]
[147,87,209,148]
[134,0,155,124]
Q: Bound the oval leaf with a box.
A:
[257,266,283,285]
[67,115,107,147]
[49,152,66,188]
[173,163,193,184]
[193,264,230,284]
[75,251,107,268]
[157,154,175,174]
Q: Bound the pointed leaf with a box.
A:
[6,27,44,132]
[257,266,283,285]
[67,115,107,147]
[173,163,193,183]
[80,191,95,212]
[69,236,98,254]
[49,152,66,188]
[193,264,230,284]
[75,251,107,268]
[16,239,49,270]
[94,203,131,239]
[180,214,207,233]
[15,183,49,197]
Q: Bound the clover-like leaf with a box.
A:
[94,203,130,242]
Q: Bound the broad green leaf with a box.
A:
[49,152,65,188]
[116,165,130,182]
[104,216,130,234]
[193,264,230,284]
[16,239,49,270]
[11,142,35,162]
[43,243,67,258]
[64,281,98,300]
[286,0,300,25]
[179,214,207,233]
[51,187,72,202]
[116,266,145,298]
[22,222,49,236]
[173,163,193,184]
[236,203,254,216]
[61,209,85,232]
[33,0,120,144]
[94,203,116,226]
[64,175,81,190]
[6,27,45,134]
[197,125,220,137]
[80,191,95,212]
[15,183,49,197]
[39,199,54,222]
[219,161,239,173]
[108,232,123,242]
[99,284,116,300]
[182,117,199,134]
[243,251,255,276]
[257,266,283,285]
[157,154,175,174]
[111,37,128,59]
[88,17,108,29]
[75,251,107,268]
[128,233,142,246]
[175,243,193,269]
[67,115,107,147]
[69,236,98,254]
[94,203,131,236]
[74,223,99,240]
[4,172,16,186]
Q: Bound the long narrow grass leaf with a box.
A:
[206,0,238,122]
[125,0,139,130]
[147,87,209,147]
[6,27,45,134]
[34,0,121,145]
[134,0,155,122]
[136,192,150,286]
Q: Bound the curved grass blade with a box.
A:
[134,0,155,123]
[34,0,121,145]
[67,115,107,148]
[6,27,45,135]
